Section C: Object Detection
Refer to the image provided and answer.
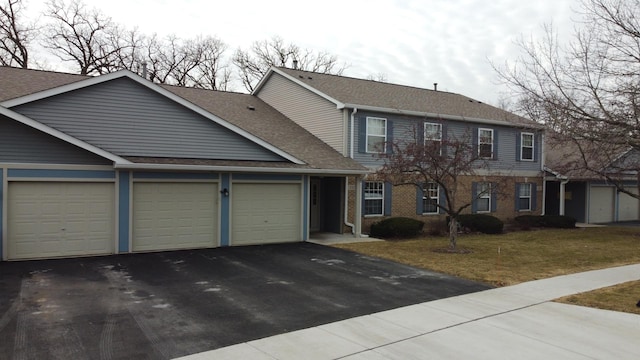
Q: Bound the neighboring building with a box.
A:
[0,67,367,261]
[544,133,640,223]
[254,67,546,232]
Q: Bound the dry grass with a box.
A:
[334,227,640,287]
[335,227,640,314]
[557,281,640,315]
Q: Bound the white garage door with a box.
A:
[132,182,218,252]
[8,182,115,260]
[589,186,615,223]
[618,188,639,222]
[231,183,301,245]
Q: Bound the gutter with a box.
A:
[113,163,370,176]
[350,108,358,159]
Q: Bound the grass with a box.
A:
[557,280,640,315]
[334,227,640,314]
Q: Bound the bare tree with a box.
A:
[233,35,347,92]
[375,127,508,250]
[43,0,124,75]
[0,0,36,68]
[496,0,640,197]
[188,36,231,91]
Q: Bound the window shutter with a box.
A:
[416,185,424,215]
[531,183,537,211]
[471,182,478,214]
[441,123,448,156]
[491,182,498,212]
[472,127,479,155]
[515,183,521,211]
[386,120,394,154]
[492,130,498,160]
[439,186,447,214]
[533,134,538,162]
[384,182,392,216]
[516,133,522,161]
[358,118,366,153]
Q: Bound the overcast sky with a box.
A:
[25,0,580,105]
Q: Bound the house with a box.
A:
[0,67,368,261]
[253,67,546,231]
[544,133,640,223]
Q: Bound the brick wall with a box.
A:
[343,174,544,234]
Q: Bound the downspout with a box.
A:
[559,178,569,216]
[344,108,358,234]
[540,132,546,215]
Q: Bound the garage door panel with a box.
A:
[132,182,218,252]
[618,188,639,222]
[589,186,614,223]
[8,182,115,260]
[231,183,301,246]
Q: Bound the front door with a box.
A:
[310,178,321,232]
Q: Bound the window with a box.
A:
[521,133,534,161]
[366,117,387,153]
[423,182,439,214]
[518,183,532,211]
[476,182,491,212]
[478,128,493,158]
[424,122,442,154]
[364,181,384,215]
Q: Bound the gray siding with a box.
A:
[257,73,346,154]
[0,116,111,165]
[353,111,543,172]
[12,78,285,162]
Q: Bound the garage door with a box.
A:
[618,188,639,222]
[589,186,614,223]
[132,182,218,252]
[231,183,301,245]
[7,182,115,260]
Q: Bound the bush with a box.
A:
[514,215,576,229]
[370,217,425,239]
[455,214,504,234]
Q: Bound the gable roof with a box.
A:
[0,66,367,174]
[255,67,541,128]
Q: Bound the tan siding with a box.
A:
[257,73,345,154]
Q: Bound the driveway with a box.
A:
[0,242,489,359]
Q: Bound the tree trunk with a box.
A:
[449,216,458,249]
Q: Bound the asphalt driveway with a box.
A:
[0,242,490,359]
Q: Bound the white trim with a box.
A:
[422,182,440,215]
[7,177,115,182]
[0,106,129,165]
[363,180,384,216]
[476,182,491,213]
[3,70,305,165]
[478,128,494,159]
[114,170,120,255]
[132,178,219,184]
[365,116,387,154]
[520,132,535,161]
[113,162,369,175]
[424,122,442,155]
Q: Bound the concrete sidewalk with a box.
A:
[177,264,640,360]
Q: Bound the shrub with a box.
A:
[370,217,425,239]
[514,215,576,229]
[456,214,504,234]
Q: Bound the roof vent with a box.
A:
[433,83,438,91]
[292,59,298,70]
[308,76,313,80]
[247,105,255,111]
[299,75,304,79]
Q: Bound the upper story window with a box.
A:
[521,133,534,161]
[476,182,491,213]
[366,117,387,153]
[424,122,442,154]
[518,183,532,211]
[364,181,384,216]
[423,182,439,214]
[478,128,494,159]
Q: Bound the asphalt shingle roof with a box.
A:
[0,66,366,173]
[275,67,539,128]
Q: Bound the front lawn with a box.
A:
[334,227,640,287]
